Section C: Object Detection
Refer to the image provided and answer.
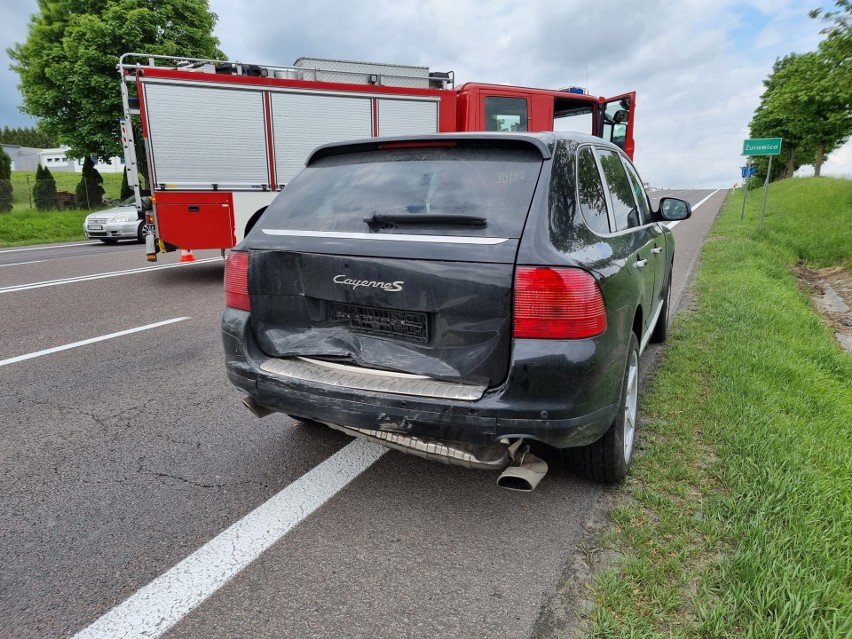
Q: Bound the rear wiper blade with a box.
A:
[363,213,486,228]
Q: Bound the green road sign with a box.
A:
[743,138,782,156]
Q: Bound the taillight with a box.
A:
[224,251,250,311]
[513,267,607,339]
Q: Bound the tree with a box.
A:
[749,55,818,182]
[0,126,57,148]
[752,51,851,177]
[75,156,105,209]
[0,146,13,212]
[812,1,852,100]
[33,164,58,211]
[0,147,11,179]
[8,0,224,161]
[806,2,852,175]
[120,170,132,200]
[811,1,852,60]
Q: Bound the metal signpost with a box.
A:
[742,138,782,226]
[740,162,757,220]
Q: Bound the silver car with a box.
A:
[83,197,145,244]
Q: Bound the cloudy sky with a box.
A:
[1,0,849,188]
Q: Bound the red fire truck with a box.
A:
[118,53,635,261]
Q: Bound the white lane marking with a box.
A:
[0,257,222,294]
[0,260,43,267]
[666,189,719,229]
[0,241,99,253]
[0,318,189,367]
[692,190,719,210]
[71,438,388,639]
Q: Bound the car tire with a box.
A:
[649,269,672,344]
[100,238,119,244]
[562,332,639,483]
[137,220,154,244]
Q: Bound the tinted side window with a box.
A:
[620,157,651,225]
[577,147,610,234]
[485,97,528,131]
[597,149,639,231]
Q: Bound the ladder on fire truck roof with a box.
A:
[117,53,454,90]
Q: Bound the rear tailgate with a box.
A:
[250,249,515,386]
[245,138,547,388]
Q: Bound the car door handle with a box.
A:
[651,247,663,254]
[634,259,648,269]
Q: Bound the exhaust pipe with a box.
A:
[239,401,549,491]
[497,439,548,492]
[241,396,275,418]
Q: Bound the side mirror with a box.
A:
[655,197,692,222]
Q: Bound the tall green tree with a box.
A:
[75,156,105,209]
[0,147,13,212]
[0,126,57,148]
[812,1,852,94]
[33,164,58,211]
[0,147,11,179]
[811,1,852,55]
[119,170,132,200]
[753,51,851,177]
[749,56,816,182]
[8,0,224,161]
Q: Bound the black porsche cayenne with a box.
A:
[222,132,691,487]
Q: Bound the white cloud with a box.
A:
[1,0,849,187]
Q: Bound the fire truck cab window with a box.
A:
[485,97,528,132]
[602,98,630,150]
[554,100,593,134]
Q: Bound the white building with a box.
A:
[38,145,125,173]
[1,144,41,172]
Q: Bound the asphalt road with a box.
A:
[0,188,726,639]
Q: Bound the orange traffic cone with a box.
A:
[179,249,196,263]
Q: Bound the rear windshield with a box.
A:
[260,146,543,238]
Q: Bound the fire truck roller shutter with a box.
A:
[376,98,439,136]
[142,82,269,188]
[271,93,372,185]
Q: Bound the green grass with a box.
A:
[739,177,852,268]
[0,171,126,246]
[582,177,852,638]
[0,207,90,246]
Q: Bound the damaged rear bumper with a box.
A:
[223,308,621,449]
